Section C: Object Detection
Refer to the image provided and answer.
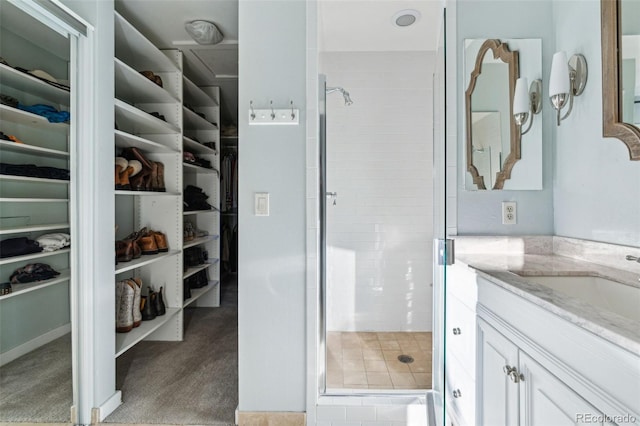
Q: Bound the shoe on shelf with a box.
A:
[139,233,159,255]
[116,280,135,333]
[116,239,140,263]
[151,230,169,252]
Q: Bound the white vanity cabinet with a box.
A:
[477,318,606,426]
[476,276,640,426]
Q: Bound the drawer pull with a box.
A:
[452,327,461,335]
[453,389,462,398]
[503,365,524,383]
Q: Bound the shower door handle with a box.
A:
[326,192,337,205]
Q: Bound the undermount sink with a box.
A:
[518,275,640,323]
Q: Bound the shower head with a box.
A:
[326,86,353,106]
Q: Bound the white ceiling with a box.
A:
[115,0,442,125]
[319,0,443,52]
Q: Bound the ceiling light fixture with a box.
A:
[185,20,224,45]
[392,9,421,27]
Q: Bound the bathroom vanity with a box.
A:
[445,237,640,426]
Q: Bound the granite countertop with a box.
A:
[455,252,640,356]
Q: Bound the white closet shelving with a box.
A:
[181,78,221,309]
[113,10,184,356]
[112,10,222,358]
[0,4,73,365]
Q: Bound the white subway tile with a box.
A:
[376,406,409,422]
[317,406,347,422]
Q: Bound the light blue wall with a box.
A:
[238,0,307,412]
[552,0,640,246]
[456,1,555,235]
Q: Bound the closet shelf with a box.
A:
[115,129,179,153]
[221,212,238,216]
[114,11,180,73]
[0,104,69,131]
[114,99,181,135]
[183,235,219,249]
[183,263,211,279]
[0,63,70,106]
[0,248,71,266]
[115,249,180,275]
[115,307,181,358]
[183,77,219,107]
[0,269,70,301]
[0,140,69,158]
[183,136,217,155]
[183,259,220,280]
[183,280,220,308]
[0,222,69,235]
[183,208,219,216]
[183,163,219,175]
[0,175,70,184]
[183,107,218,131]
[115,58,180,104]
[0,198,69,203]
[115,190,180,197]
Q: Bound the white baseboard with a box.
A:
[0,323,71,366]
[94,390,122,423]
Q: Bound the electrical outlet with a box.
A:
[502,201,517,225]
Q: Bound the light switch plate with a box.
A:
[255,192,269,216]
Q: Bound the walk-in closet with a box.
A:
[0,0,239,423]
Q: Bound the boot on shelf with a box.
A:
[140,287,157,321]
[154,286,166,316]
[131,278,142,327]
[116,280,135,333]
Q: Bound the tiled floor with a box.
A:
[326,331,432,390]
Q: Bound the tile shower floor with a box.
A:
[326,331,432,390]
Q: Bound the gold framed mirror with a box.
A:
[602,0,640,160]
[465,39,520,190]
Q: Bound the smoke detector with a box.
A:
[392,9,421,27]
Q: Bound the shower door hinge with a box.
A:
[437,239,455,266]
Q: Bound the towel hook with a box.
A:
[250,101,256,120]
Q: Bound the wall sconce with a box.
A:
[513,77,542,135]
[548,51,587,126]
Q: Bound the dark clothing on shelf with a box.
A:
[0,163,70,180]
[0,237,42,259]
[9,263,60,284]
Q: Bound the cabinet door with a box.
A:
[519,352,607,426]
[477,319,519,426]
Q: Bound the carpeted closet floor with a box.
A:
[0,276,238,425]
[105,276,238,425]
[0,333,72,423]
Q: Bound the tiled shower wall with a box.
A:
[320,51,435,332]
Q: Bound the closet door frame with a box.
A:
[7,1,96,423]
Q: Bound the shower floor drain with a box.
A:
[397,354,414,364]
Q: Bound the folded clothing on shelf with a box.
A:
[36,233,71,252]
[184,246,208,268]
[183,185,213,211]
[0,237,42,258]
[17,103,70,123]
[183,152,212,169]
[1,94,18,108]
[9,263,60,284]
[0,163,70,180]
